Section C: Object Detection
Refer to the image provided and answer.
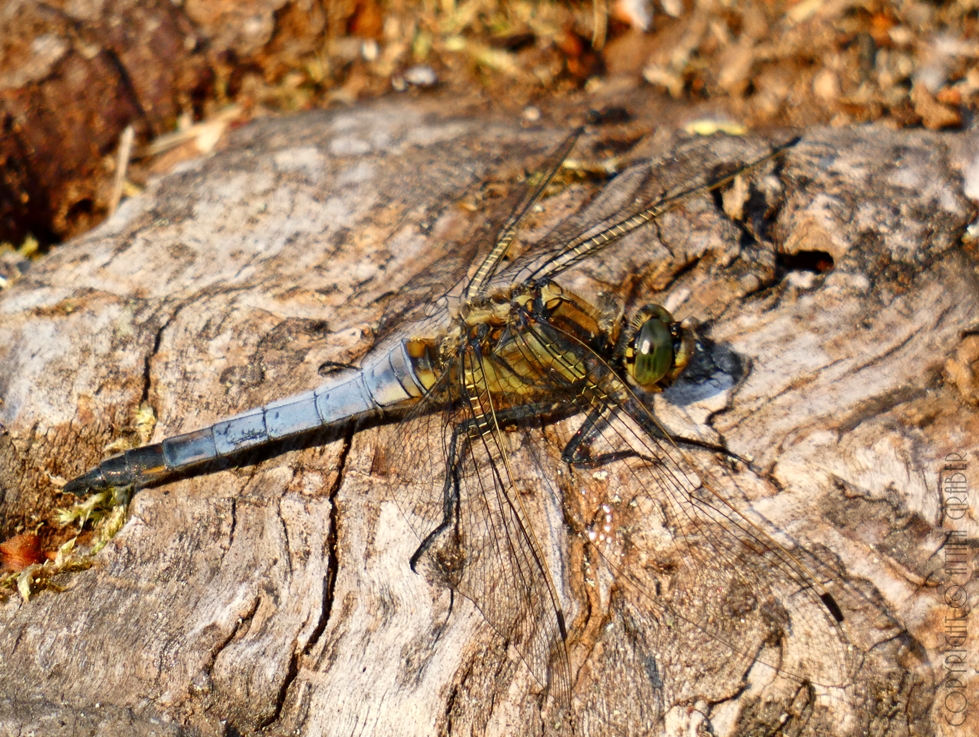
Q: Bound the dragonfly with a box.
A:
[64,126,854,729]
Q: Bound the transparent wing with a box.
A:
[497,134,798,287]
[382,348,573,717]
[464,127,582,298]
[501,316,861,692]
[375,128,584,342]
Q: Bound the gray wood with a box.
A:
[1,101,977,736]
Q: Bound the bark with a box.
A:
[0,0,214,243]
[0,101,977,736]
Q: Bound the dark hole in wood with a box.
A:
[777,249,835,273]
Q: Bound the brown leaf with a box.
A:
[0,533,44,573]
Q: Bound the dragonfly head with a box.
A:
[621,305,695,391]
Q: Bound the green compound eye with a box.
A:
[632,317,674,389]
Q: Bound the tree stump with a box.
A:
[1,101,977,736]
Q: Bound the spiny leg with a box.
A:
[562,402,638,468]
[408,401,564,573]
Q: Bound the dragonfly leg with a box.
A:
[409,425,464,573]
[562,404,638,468]
[564,397,758,472]
[408,401,566,572]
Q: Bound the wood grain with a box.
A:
[1,102,977,736]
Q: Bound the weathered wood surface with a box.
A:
[1,101,978,736]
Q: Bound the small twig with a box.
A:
[108,125,135,216]
[592,0,608,50]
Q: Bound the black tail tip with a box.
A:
[63,469,102,496]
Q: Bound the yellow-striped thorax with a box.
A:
[404,280,694,400]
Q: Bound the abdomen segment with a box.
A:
[64,339,427,494]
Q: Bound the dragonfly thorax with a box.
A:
[433,280,693,401]
[458,291,518,329]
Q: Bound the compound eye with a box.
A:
[632,317,674,389]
